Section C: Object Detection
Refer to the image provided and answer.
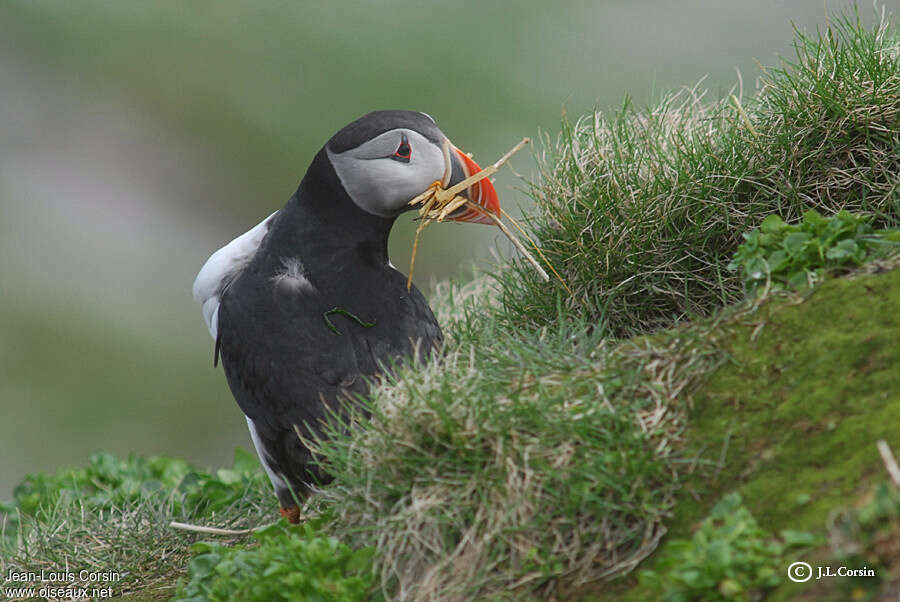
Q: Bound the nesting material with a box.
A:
[406,137,570,293]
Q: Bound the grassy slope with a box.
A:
[2,10,897,602]
[585,265,900,601]
[306,12,899,600]
[108,263,900,601]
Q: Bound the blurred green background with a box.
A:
[0,1,878,497]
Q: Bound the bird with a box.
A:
[192,110,499,522]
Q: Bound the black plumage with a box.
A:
[216,122,442,509]
[195,111,499,518]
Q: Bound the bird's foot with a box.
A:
[279,505,301,524]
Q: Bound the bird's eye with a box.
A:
[393,135,411,163]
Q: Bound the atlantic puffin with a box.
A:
[192,110,499,522]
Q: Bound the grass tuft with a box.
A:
[308,277,725,600]
[499,10,899,336]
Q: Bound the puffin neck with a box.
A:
[262,150,396,270]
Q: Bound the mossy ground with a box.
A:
[580,265,900,601]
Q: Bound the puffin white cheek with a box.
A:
[329,149,444,218]
[393,144,445,205]
[355,161,426,217]
[391,155,443,204]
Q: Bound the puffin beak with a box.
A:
[445,144,500,225]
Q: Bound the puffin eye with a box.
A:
[393,135,411,163]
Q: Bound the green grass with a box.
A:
[3,449,266,528]
[1,451,274,598]
[312,257,900,601]
[498,10,899,336]
[310,278,722,599]
[2,9,898,602]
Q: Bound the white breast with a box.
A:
[192,211,278,339]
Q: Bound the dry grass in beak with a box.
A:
[406,138,572,294]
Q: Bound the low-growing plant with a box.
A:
[175,518,380,602]
[728,210,900,294]
[638,493,819,601]
[1,449,266,541]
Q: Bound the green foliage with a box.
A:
[639,493,818,601]
[502,10,899,336]
[728,210,900,293]
[175,519,379,602]
[1,449,265,540]
[828,481,900,596]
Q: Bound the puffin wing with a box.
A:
[214,269,397,488]
[192,211,279,340]
[211,248,442,490]
[213,269,378,423]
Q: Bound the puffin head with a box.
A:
[325,110,499,224]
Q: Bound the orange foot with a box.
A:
[279,505,301,524]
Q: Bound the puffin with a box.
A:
[192,110,500,522]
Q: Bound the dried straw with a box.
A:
[406,138,570,293]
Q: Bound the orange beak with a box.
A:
[447,145,500,225]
